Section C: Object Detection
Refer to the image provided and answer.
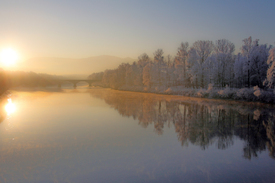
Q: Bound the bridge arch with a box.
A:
[57,79,100,88]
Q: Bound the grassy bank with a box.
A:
[101,84,275,104]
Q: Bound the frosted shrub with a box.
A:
[158,86,167,93]
[218,85,231,98]
[187,88,196,97]
[261,90,274,103]
[207,83,213,92]
[154,86,159,92]
[196,88,206,97]
[206,83,213,98]
[236,88,254,100]
[165,87,173,94]
[237,88,246,99]
[253,86,261,98]
[206,83,220,98]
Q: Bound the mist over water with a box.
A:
[0,88,274,182]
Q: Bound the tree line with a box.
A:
[0,70,61,94]
[89,37,275,90]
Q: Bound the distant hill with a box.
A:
[13,55,135,77]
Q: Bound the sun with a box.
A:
[0,48,19,67]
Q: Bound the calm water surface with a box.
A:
[0,87,275,183]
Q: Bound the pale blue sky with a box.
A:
[0,0,274,60]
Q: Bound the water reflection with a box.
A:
[89,89,275,160]
[0,96,17,132]
[0,96,8,123]
[5,98,16,116]
[0,89,273,182]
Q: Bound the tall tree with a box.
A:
[264,48,275,88]
[249,44,271,87]
[153,49,165,85]
[174,42,189,86]
[187,48,200,88]
[188,40,213,88]
[234,53,245,88]
[241,37,257,87]
[131,62,143,86]
[137,53,150,68]
[207,39,235,87]
[143,63,152,88]
[237,37,271,88]
[166,55,176,87]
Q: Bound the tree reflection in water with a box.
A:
[89,89,275,160]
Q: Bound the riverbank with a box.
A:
[5,83,275,104]
[98,84,275,104]
[0,88,10,98]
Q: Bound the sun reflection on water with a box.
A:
[5,98,16,116]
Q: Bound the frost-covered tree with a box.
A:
[264,48,275,88]
[188,40,213,88]
[91,37,274,98]
[116,63,129,87]
[187,48,200,88]
[205,39,235,87]
[154,49,164,64]
[203,54,218,87]
[88,72,104,80]
[102,69,117,88]
[241,37,254,87]
[143,63,152,87]
[249,44,271,87]
[124,62,143,86]
[125,64,133,86]
[234,53,245,88]
[236,37,271,88]
[214,39,235,55]
[137,53,150,68]
[166,55,176,87]
[153,49,165,85]
[131,62,143,86]
[174,42,189,86]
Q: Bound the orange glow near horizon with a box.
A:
[0,48,19,67]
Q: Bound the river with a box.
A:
[0,87,274,183]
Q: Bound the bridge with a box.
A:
[55,79,101,88]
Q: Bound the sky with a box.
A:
[0,0,275,61]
